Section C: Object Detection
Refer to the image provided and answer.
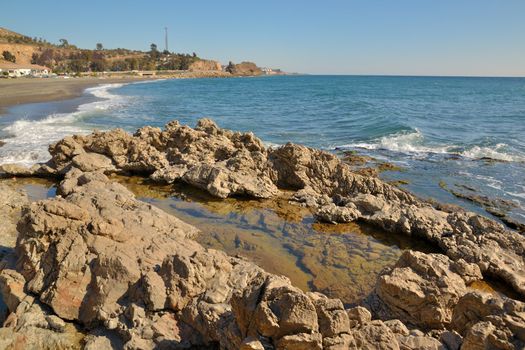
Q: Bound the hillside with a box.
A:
[0,27,213,74]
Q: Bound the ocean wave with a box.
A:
[338,129,453,154]
[337,129,524,162]
[0,83,126,166]
[460,144,522,162]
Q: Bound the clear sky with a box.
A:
[2,0,524,76]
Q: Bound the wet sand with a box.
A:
[0,77,156,113]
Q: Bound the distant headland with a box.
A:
[0,27,287,79]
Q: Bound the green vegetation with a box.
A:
[1,29,201,74]
[225,61,235,73]
[28,39,200,73]
[2,50,16,63]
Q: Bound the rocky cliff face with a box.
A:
[1,119,524,349]
[189,59,222,72]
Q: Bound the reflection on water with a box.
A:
[115,176,436,305]
[0,177,57,201]
[1,175,518,306]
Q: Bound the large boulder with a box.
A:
[451,292,525,349]
[0,183,28,254]
[368,250,482,330]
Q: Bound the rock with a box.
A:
[1,118,524,299]
[0,269,27,314]
[352,320,400,350]
[45,315,66,332]
[0,183,28,252]
[5,168,385,349]
[0,164,35,177]
[396,335,446,350]
[189,59,222,72]
[71,152,116,173]
[309,292,353,348]
[450,292,525,348]
[84,335,115,350]
[461,321,506,350]
[368,250,481,330]
[346,306,372,328]
[15,169,199,327]
[240,336,265,350]
[0,296,84,349]
[384,319,409,336]
[225,61,263,76]
[440,331,462,350]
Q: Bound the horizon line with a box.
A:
[296,73,525,79]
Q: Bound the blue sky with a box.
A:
[2,0,524,76]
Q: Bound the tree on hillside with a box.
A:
[2,51,16,63]
[96,43,103,50]
[225,61,235,73]
[149,43,160,60]
[59,39,69,48]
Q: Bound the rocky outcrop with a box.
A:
[225,61,263,76]
[3,169,447,349]
[3,165,524,348]
[189,59,222,72]
[0,183,28,253]
[0,257,85,349]
[367,250,482,330]
[451,292,525,349]
[366,248,525,349]
[1,119,524,301]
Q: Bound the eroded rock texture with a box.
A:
[1,119,524,348]
[1,119,519,300]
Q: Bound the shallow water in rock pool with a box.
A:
[3,177,516,306]
[114,176,437,305]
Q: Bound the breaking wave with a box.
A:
[0,83,127,166]
[338,129,524,162]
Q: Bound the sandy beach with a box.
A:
[0,77,156,113]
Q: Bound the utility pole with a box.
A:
[164,27,168,52]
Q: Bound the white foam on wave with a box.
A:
[341,129,453,155]
[460,144,523,162]
[0,83,127,166]
[338,129,524,162]
[263,141,282,149]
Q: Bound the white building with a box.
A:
[0,61,51,77]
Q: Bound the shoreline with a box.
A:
[0,69,267,115]
[0,76,159,114]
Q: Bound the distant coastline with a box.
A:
[0,77,150,113]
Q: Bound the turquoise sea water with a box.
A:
[1,75,524,224]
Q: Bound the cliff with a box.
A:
[226,61,263,76]
[189,59,222,72]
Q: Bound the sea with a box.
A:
[1,75,525,225]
